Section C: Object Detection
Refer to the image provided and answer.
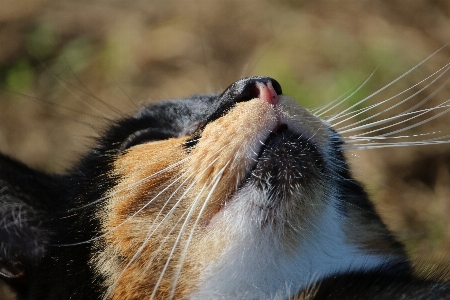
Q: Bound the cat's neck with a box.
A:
[190,191,405,299]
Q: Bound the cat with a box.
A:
[0,74,449,299]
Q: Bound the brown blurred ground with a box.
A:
[0,0,449,298]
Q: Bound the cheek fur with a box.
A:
[94,138,200,299]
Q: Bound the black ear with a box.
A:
[0,154,59,289]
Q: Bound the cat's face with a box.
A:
[95,77,342,298]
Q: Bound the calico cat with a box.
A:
[0,76,449,299]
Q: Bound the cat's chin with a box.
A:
[250,127,324,194]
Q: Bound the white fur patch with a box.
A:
[189,186,398,299]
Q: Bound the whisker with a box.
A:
[341,101,450,136]
[327,45,448,123]
[104,73,140,111]
[344,139,450,150]
[2,86,106,129]
[102,169,206,300]
[102,205,189,300]
[315,68,377,117]
[341,102,450,147]
[72,129,239,214]
[345,132,448,143]
[167,162,229,299]
[67,156,189,213]
[60,55,129,117]
[329,63,449,124]
[33,56,114,120]
[56,149,227,246]
[334,63,450,130]
[149,155,230,296]
[54,170,189,247]
[375,102,450,138]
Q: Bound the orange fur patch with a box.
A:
[95,138,198,299]
[184,99,278,222]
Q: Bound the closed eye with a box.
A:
[120,128,176,150]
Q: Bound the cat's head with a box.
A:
[0,77,403,299]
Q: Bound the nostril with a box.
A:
[267,78,282,96]
[249,85,261,100]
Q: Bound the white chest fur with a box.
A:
[190,189,397,300]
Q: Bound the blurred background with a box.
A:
[0,0,449,298]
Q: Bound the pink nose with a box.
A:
[255,81,279,105]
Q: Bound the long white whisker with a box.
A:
[332,62,450,128]
[344,140,450,150]
[35,57,114,120]
[56,165,192,247]
[109,141,232,296]
[379,102,450,138]
[341,101,450,136]
[103,143,229,242]
[342,101,450,146]
[63,136,236,247]
[329,63,449,123]
[101,164,210,300]
[68,156,189,213]
[345,131,448,143]
[315,69,377,117]
[327,45,448,123]
[102,201,190,300]
[169,162,229,299]
[153,162,229,299]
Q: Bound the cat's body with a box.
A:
[0,76,449,299]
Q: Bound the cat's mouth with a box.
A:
[244,122,326,206]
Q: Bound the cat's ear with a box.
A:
[0,154,59,289]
